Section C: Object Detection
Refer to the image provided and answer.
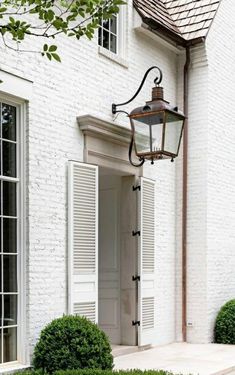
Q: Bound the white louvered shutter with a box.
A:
[68,161,98,323]
[138,177,156,346]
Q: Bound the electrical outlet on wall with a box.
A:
[187,321,193,327]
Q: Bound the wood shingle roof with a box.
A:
[134,0,221,43]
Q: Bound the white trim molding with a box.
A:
[77,114,142,176]
[0,70,33,101]
[0,94,29,367]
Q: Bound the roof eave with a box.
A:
[135,9,206,48]
[142,17,186,46]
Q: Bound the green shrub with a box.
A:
[14,371,176,375]
[214,299,235,344]
[33,315,113,373]
[55,370,175,375]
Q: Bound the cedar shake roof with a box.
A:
[134,0,221,43]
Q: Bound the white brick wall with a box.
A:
[206,0,235,342]
[2,0,233,359]
[0,2,182,359]
[175,45,210,344]
[175,0,235,344]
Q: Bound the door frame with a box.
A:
[78,115,143,346]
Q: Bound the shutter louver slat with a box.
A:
[142,297,154,330]
[73,163,97,273]
[142,179,155,274]
[138,177,156,346]
[73,302,96,323]
[68,161,98,323]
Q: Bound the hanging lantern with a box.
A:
[112,66,185,167]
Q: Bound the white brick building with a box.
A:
[0,0,235,369]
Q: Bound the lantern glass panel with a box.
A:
[131,112,164,155]
[164,112,184,155]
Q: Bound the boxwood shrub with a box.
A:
[14,371,176,375]
[214,299,235,344]
[55,371,175,375]
[33,315,113,373]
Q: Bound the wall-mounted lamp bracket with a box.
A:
[112,66,163,115]
[112,66,163,167]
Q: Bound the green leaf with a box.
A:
[51,53,61,62]
[49,44,57,52]
[43,43,48,52]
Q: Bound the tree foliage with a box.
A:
[0,0,124,61]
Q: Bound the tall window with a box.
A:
[0,102,18,363]
[98,15,118,54]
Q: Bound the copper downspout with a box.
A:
[182,46,190,342]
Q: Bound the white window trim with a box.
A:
[0,92,28,367]
[98,8,129,68]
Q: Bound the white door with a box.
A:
[138,177,156,346]
[68,161,98,323]
[98,175,121,344]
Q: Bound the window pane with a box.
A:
[3,256,17,293]
[0,257,2,293]
[110,16,117,34]
[0,330,2,363]
[2,141,16,178]
[98,27,102,47]
[102,19,109,31]
[1,104,16,142]
[3,182,16,217]
[103,29,109,50]
[4,295,17,327]
[0,296,2,326]
[0,218,2,253]
[3,218,17,253]
[3,327,17,363]
[110,34,117,53]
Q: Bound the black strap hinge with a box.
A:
[132,230,140,236]
[132,275,140,281]
[132,185,141,191]
[132,320,140,326]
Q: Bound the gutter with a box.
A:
[182,36,205,341]
[182,46,190,342]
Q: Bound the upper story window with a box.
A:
[98,15,118,54]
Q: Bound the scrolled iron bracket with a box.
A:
[112,66,162,115]
[112,66,163,168]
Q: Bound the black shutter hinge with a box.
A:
[132,320,140,326]
[132,230,140,236]
[132,185,141,191]
[132,275,140,282]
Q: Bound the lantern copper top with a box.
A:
[129,86,185,120]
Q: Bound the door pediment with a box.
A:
[77,114,142,176]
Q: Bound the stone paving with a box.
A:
[114,343,235,375]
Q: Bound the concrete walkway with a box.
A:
[114,343,235,375]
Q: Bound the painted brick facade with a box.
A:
[206,0,235,341]
[176,0,235,344]
[0,2,182,361]
[0,0,234,366]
